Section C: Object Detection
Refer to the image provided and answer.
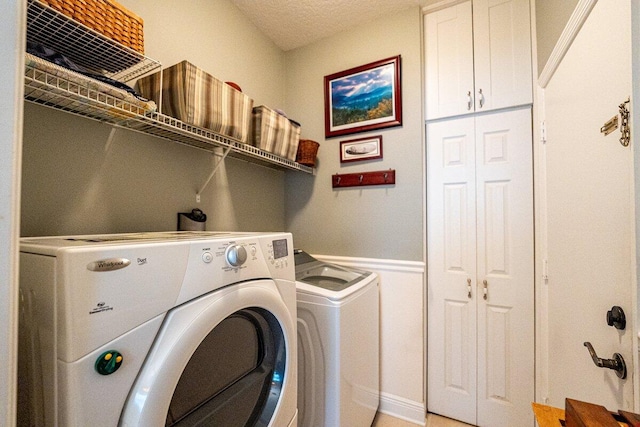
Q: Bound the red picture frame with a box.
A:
[324,55,402,138]
[340,135,383,163]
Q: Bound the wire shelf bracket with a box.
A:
[196,148,232,203]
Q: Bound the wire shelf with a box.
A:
[26,0,160,81]
[24,56,154,120]
[24,0,313,174]
[123,113,313,172]
[24,59,313,174]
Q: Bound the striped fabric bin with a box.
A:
[251,106,301,161]
[135,61,253,142]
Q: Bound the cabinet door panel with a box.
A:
[427,116,477,425]
[424,1,474,120]
[473,0,533,111]
[475,108,534,427]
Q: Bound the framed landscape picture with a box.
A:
[324,55,402,138]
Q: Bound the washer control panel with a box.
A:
[197,237,290,270]
[267,238,290,269]
[174,233,294,305]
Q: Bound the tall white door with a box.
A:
[542,0,634,410]
[427,114,477,423]
[474,110,534,426]
[427,107,534,426]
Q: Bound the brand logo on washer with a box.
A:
[87,258,131,272]
[89,301,114,315]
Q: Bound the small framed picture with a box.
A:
[340,135,383,163]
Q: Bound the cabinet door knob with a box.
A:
[467,91,473,110]
[478,89,485,108]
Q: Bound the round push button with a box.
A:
[202,252,213,263]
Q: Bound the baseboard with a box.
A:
[378,392,426,426]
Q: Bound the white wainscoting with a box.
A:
[313,254,427,425]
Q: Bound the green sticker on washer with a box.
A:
[95,350,123,375]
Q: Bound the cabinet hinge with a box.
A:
[542,259,549,281]
[540,120,547,144]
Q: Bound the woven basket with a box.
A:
[37,0,144,54]
[296,139,320,167]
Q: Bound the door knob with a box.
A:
[606,306,626,330]
[583,342,627,379]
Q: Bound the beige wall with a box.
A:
[23,0,562,253]
[283,7,425,261]
[21,0,289,236]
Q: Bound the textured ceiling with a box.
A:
[229,0,431,51]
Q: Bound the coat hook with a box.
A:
[359,175,363,184]
[383,172,388,182]
[337,176,341,185]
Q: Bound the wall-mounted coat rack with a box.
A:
[332,169,396,188]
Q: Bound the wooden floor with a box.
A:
[372,412,474,427]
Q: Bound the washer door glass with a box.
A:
[166,307,285,427]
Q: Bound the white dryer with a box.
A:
[294,251,379,427]
[17,231,297,427]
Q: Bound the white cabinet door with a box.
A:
[474,109,534,426]
[424,0,532,120]
[473,0,533,112]
[427,115,477,424]
[427,108,534,426]
[424,2,474,120]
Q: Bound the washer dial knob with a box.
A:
[226,245,248,267]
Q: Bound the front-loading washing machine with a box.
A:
[17,231,297,427]
[294,251,379,427]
